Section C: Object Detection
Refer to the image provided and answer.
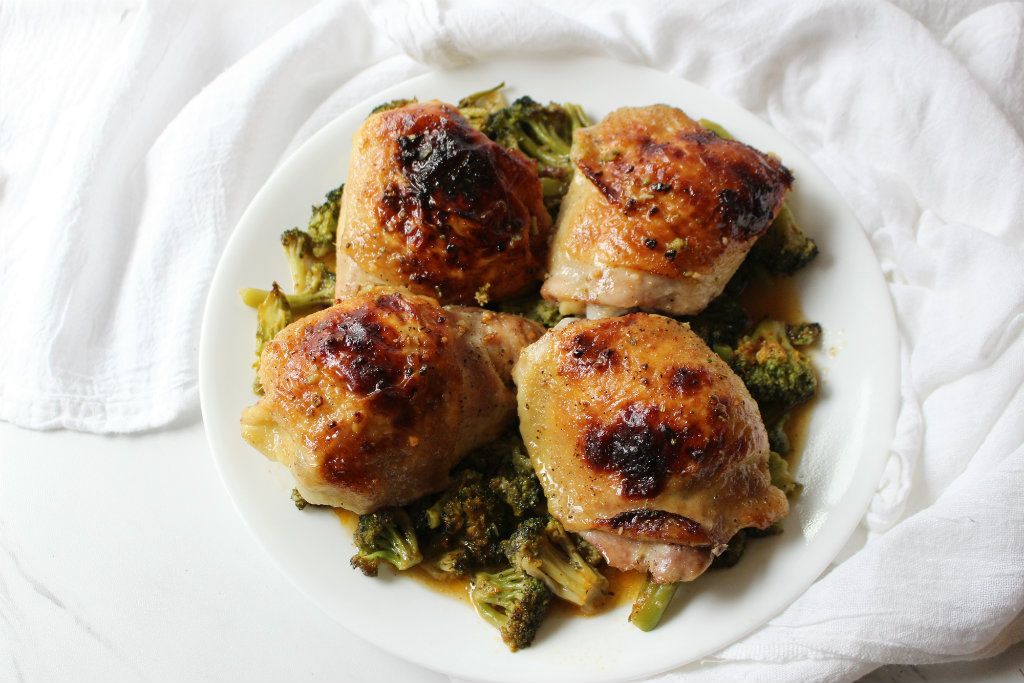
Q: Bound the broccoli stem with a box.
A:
[629,573,679,631]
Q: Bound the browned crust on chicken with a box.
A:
[513,313,787,554]
[338,101,552,304]
[242,287,543,512]
[543,106,793,315]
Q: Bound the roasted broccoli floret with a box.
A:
[471,568,552,652]
[496,294,567,328]
[489,441,544,518]
[423,470,514,573]
[248,283,291,394]
[350,508,423,577]
[370,98,416,115]
[750,203,819,275]
[787,321,822,347]
[503,516,609,612]
[305,184,343,257]
[683,293,750,348]
[457,83,508,130]
[291,488,308,510]
[731,320,818,408]
[769,451,802,495]
[629,573,678,631]
[484,96,590,217]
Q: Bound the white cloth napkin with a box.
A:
[2,0,1023,680]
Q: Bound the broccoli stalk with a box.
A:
[470,568,552,652]
[629,573,679,631]
[730,319,818,409]
[699,118,818,274]
[503,517,610,613]
[350,508,423,577]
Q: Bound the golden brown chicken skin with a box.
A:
[513,313,787,583]
[337,101,552,305]
[241,288,543,513]
[543,106,793,316]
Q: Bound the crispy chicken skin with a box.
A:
[337,101,552,305]
[513,313,787,582]
[241,288,543,513]
[543,106,793,315]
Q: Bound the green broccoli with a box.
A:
[370,98,416,115]
[291,488,309,510]
[629,573,678,631]
[503,516,609,613]
[769,451,802,495]
[682,293,750,348]
[488,441,544,518]
[305,185,343,257]
[457,83,508,130]
[470,568,552,652]
[483,96,590,217]
[495,294,567,328]
[350,508,423,577]
[239,266,336,315]
[731,319,818,408]
[422,470,515,573]
[249,283,291,394]
[750,203,819,275]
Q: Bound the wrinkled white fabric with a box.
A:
[2,1,1022,680]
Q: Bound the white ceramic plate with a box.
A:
[200,57,900,683]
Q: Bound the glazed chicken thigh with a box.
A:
[241,287,543,513]
[543,105,793,316]
[513,313,788,583]
[337,100,552,305]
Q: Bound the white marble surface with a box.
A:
[0,419,1020,682]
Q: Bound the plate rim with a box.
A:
[199,55,901,682]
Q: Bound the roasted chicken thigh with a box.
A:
[241,287,543,513]
[513,313,788,583]
[337,100,552,305]
[543,105,793,316]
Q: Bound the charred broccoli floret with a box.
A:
[489,441,544,518]
[471,568,552,652]
[423,470,514,573]
[787,321,822,347]
[370,98,416,115]
[503,516,609,612]
[683,293,750,348]
[711,530,748,570]
[457,83,507,130]
[350,508,423,577]
[731,320,817,408]
[248,283,291,394]
[484,96,590,217]
[750,203,819,275]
